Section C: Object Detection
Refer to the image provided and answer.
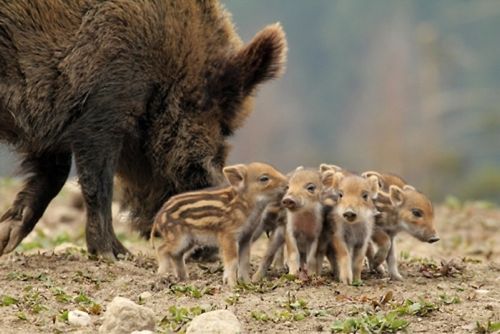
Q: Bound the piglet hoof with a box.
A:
[389,272,403,281]
[251,271,265,283]
[298,269,310,282]
[0,218,29,256]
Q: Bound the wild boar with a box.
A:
[0,1,287,259]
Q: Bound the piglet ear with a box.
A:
[321,171,343,189]
[319,163,342,174]
[362,171,384,189]
[223,164,247,191]
[389,185,405,207]
[366,175,380,199]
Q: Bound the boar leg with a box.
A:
[387,236,403,281]
[272,243,285,270]
[332,235,352,284]
[252,225,285,282]
[219,233,239,287]
[73,139,128,259]
[352,242,369,283]
[237,232,252,283]
[0,152,71,255]
[156,243,174,275]
[285,229,300,276]
[306,238,320,275]
[372,230,391,273]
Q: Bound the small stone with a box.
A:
[99,297,155,334]
[186,310,242,334]
[68,310,91,327]
[476,289,489,295]
[139,291,152,301]
[131,331,154,334]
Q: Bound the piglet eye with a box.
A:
[259,175,269,183]
[306,183,316,193]
[411,208,423,218]
[362,192,369,201]
[337,191,343,198]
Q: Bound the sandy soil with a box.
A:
[0,180,499,333]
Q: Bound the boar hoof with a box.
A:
[251,271,265,283]
[0,218,28,256]
[389,272,403,281]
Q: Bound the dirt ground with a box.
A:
[0,179,499,333]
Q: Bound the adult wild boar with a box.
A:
[0,0,287,259]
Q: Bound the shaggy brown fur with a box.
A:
[0,0,287,258]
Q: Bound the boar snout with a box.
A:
[282,196,298,210]
[427,236,440,243]
[342,210,357,222]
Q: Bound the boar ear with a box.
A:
[389,185,405,207]
[231,23,287,94]
[362,171,384,189]
[223,164,247,191]
[319,163,342,174]
[214,24,287,135]
[403,185,416,191]
[321,170,335,187]
[322,171,343,188]
[367,175,380,199]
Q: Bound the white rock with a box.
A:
[99,297,155,334]
[131,331,154,334]
[186,310,242,334]
[138,291,152,301]
[68,310,91,327]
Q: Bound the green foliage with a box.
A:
[1,295,19,306]
[169,284,215,299]
[160,305,212,332]
[225,293,240,306]
[331,312,409,333]
[250,293,319,323]
[393,299,438,317]
[476,321,500,334]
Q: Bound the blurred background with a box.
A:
[1,0,499,203]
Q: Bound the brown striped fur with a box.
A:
[362,171,438,280]
[152,162,286,287]
[322,171,379,284]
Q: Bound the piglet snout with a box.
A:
[282,197,297,209]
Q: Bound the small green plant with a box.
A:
[59,310,69,322]
[393,299,438,317]
[225,293,240,306]
[476,320,500,334]
[439,294,461,305]
[331,312,408,333]
[251,293,315,323]
[73,291,93,305]
[160,305,212,331]
[169,284,215,299]
[52,288,72,303]
[1,295,19,306]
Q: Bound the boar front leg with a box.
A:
[219,233,239,287]
[73,135,128,259]
[252,225,285,282]
[237,232,252,283]
[387,235,403,281]
[0,153,71,255]
[332,235,352,284]
[285,229,300,276]
[306,237,320,275]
